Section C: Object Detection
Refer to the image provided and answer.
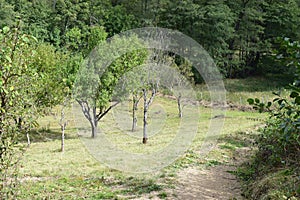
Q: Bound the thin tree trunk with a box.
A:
[52,0,57,10]
[227,0,249,78]
[132,94,141,132]
[132,101,137,132]
[177,94,182,118]
[91,106,99,138]
[59,100,69,152]
[61,125,65,152]
[17,117,22,130]
[143,90,148,144]
[26,132,30,147]
[142,88,156,144]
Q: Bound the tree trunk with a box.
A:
[77,100,119,139]
[59,101,68,151]
[90,119,98,138]
[26,132,30,147]
[142,88,156,144]
[132,95,140,132]
[52,0,57,10]
[16,117,22,130]
[177,94,182,118]
[227,1,249,78]
[61,125,65,152]
[143,90,148,144]
[143,110,148,144]
[132,106,137,132]
[91,106,98,138]
[142,111,147,144]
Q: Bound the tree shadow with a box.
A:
[20,128,78,143]
[224,76,291,93]
[217,131,258,148]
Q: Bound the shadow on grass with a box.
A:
[217,131,258,149]
[224,76,291,93]
[20,128,78,143]
[113,177,163,196]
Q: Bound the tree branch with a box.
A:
[147,88,156,107]
[96,101,119,121]
[133,93,143,108]
[76,99,91,121]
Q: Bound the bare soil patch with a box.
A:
[171,147,252,200]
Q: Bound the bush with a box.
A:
[244,38,300,199]
[248,93,300,167]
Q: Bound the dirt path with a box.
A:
[174,165,243,200]
[170,147,251,200]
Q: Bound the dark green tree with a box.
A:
[0,0,16,27]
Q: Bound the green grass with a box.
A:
[196,76,291,105]
[17,77,278,199]
[239,168,300,200]
[18,102,264,199]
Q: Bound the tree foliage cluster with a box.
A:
[74,36,148,138]
[0,22,76,196]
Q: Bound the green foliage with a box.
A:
[102,5,139,37]
[0,24,76,197]
[250,93,300,166]
[75,35,147,108]
[29,43,74,110]
[65,27,82,52]
[264,0,300,40]
[245,38,300,199]
[198,3,235,67]
[0,0,16,27]
[1,0,300,79]
[74,35,148,137]
[0,25,37,198]
[86,26,108,53]
[248,38,300,166]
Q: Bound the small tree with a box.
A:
[59,100,69,152]
[74,36,147,138]
[120,63,159,143]
[21,42,75,146]
[0,25,38,198]
[161,64,192,118]
[0,24,75,197]
[118,65,145,132]
[139,50,172,144]
[142,83,157,144]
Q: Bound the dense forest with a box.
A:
[1,0,300,199]
[1,0,300,79]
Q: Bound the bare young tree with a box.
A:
[118,63,160,143]
[59,101,68,152]
[142,83,157,144]
[160,59,193,118]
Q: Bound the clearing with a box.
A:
[17,78,277,199]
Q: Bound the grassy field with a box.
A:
[16,77,283,199]
[197,76,291,105]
